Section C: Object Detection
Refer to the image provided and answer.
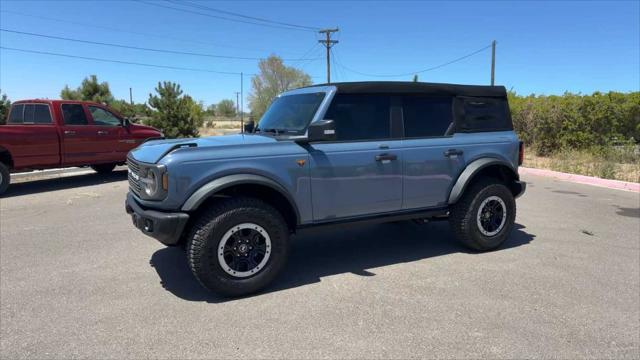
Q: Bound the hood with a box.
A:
[129,133,279,164]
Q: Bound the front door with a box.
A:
[309,94,403,221]
[87,105,123,162]
[60,103,100,166]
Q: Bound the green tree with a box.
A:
[147,81,200,138]
[205,104,216,116]
[248,55,312,120]
[0,91,10,124]
[217,99,236,117]
[60,75,114,104]
[110,100,151,122]
[412,74,419,82]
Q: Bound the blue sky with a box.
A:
[0,0,638,110]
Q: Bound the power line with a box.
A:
[0,28,318,62]
[173,0,320,31]
[0,9,285,54]
[0,46,254,75]
[135,0,315,32]
[333,44,493,78]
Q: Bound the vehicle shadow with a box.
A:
[2,169,128,198]
[149,222,535,303]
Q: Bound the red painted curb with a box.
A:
[519,167,639,193]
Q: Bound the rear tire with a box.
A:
[186,197,290,297]
[0,162,10,195]
[91,163,116,174]
[449,178,516,251]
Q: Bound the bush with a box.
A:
[509,91,639,156]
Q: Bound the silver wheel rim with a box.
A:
[476,196,507,237]
[217,223,271,278]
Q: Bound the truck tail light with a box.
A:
[518,141,524,166]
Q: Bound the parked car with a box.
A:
[125,81,526,297]
[0,99,162,194]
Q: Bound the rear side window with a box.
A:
[457,97,512,132]
[324,94,391,141]
[61,104,88,125]
[402,96,453,138]
[8,104,24,124]
[33,104,53,124]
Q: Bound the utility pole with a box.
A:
[235,92,240,117]
[318,28,339,83]
[129,87,133,105]
[490,40,496,86]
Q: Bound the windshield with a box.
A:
[256,92,325,134]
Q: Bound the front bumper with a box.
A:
[125,193,189,246]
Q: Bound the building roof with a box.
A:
[304,81,507,97]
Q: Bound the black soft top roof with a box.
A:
[304,81,507,97]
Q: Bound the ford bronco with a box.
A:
[125,81,526,296]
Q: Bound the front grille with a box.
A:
[127,156,142,196]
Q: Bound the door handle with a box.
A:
[443,149,463,157]
[64,130,76,135]
[375,153,397,161]
[97,130,108,135]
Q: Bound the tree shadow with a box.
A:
[149,222,535,303]
[2,169,128,198]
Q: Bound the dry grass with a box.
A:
[524,146,640,183]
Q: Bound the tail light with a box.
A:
[518,141,524,166]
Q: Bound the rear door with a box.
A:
[399,95,464,209]
[3,103,60,169]
[60,103,100,166]
[308,93,403,221]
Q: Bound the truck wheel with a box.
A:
[449,178,516,251]
[91,163,116,174]
[0,162,10,195]
[186,197,289,297]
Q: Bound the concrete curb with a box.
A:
[520,167,639,193]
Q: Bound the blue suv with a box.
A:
[125,82,526,296]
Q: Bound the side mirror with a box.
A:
[244,120,255,133]
[123,118,131,127]
[306,119,336,142]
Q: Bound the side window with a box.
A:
[89,106,121,126]
[61,104,88,125]
[324,94,391,141]
[403,96,453,138]
[458,97,512,132]
[8,104,24,124]
[33,104,53,124]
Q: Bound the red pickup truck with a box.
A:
[0,99,162,194]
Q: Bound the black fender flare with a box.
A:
[448,158,518,204]
[180,174,300,223]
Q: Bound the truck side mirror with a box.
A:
[123,118,131,127]
[306,119,336,142]
[244,120,255,133]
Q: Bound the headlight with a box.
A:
[138,165,167,200]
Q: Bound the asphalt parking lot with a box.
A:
[1,169,638,359]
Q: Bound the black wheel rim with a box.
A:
[218,223,271,278]
[477,196,507,236]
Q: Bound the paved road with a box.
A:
[1,170,638,359]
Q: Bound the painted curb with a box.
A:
[520,167,639,193]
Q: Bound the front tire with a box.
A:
[449,178,516,251]
[91,163,116,174]
[0,162,10,195]
[186,197,290,297]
